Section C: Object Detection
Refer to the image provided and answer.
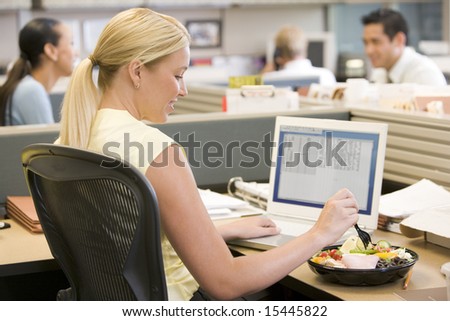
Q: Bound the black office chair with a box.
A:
[21,143,168,300]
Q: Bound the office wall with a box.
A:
[0,2,445,72]
[0,4,325,68]
[0,11,21,68]
[222,5,324,56]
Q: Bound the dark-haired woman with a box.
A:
[0,18,76,126]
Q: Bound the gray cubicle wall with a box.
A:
[0,109,349,217]
[0,125,60,216]
[350,108,450,191]
[153,109,349,190]
[175,78,320,114]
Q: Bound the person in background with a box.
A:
[261,25,336,86]
[58,8,359,301]
[0,18,77,126]
[361,8,446,86]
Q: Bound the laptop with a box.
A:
[229,116,388,250]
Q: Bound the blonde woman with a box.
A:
[59,8,359,300]
[0,18,76,125]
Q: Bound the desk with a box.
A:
[1,218,449,300]
[0,219,56,277]
[0,219,68,300]
[230,229,450,300]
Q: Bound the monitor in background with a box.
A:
[307,40,325,68]
[305,32,336,73]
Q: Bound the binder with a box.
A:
[227,177,268,210]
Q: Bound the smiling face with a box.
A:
[53,23,77,77]
[135,46,190,123]
[362,23,404,71]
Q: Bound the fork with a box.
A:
[354,224,372,249]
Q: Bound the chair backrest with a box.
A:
[21,143,168,300]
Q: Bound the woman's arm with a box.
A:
[146,144,358,300]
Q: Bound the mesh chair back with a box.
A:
[21,143,168,300]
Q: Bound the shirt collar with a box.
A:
[388,47,415,83]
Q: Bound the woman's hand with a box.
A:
[218,216,281,242]
[310,188,359,246]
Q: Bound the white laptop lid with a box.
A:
[266,116,388,231]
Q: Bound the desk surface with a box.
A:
[2,218,449,300]
[230,229,450,301]
[0,219,57,277]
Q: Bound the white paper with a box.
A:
[400,206,450,238]
[198,189,265,220]
[208,205,265,221]
[199,189,248,210]
[378,179,450,218]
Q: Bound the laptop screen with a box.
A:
[268,116,388,230]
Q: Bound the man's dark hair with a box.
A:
[361,8,409,43]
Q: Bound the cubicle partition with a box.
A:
[2,105,447,218]
[0,125,60,217]
[0,108,349,217]
[2,106,450,301]
[350,107,450,191]
[153,108,349,191]
[175,76,320,114]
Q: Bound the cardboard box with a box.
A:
[425,232,450,249]
[400,222,450,250]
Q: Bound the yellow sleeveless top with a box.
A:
[88,108,199,300]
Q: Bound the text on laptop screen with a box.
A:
[273,125,380,215]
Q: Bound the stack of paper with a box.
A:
[199,189,264,220]
[379,179,450,217]
[378,179,450,233]
[6,196,42,233]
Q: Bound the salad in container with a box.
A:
[308,236,418,285]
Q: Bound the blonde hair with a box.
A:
[274,25,307,60]
[59,8,190,148]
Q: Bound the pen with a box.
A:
[403,269,413,289]
[0,222,11,229]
